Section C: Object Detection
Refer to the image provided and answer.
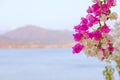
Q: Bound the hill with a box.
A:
[0,25,74,48]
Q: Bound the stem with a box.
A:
[99,1,103,28]
[103,65,115,80]
[116,59,120,80]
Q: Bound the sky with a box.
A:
[0,0,120,32]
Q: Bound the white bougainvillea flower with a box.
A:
[84,47,97,56]
[97,49,104,60]
[110,22,120,60]
[109,12,118,20]
[100,14,108,22]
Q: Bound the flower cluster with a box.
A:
[72,0,117,60]
[110,22,120,60]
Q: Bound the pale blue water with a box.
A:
[0,49,118,80]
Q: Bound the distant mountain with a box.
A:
[1,25,74,48]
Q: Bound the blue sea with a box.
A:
[0,49,119,80]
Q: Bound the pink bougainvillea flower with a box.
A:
[87,14,99,25]
[87,2,100,16]
[87,6,93,13]
[78,24,89,34]
[108,45,114,52]
[101,25,110,33]
[92,2,100,12]
[91,2,101,16]
[72,43,84,54]
[93,10,101,16]
[93,30,102,40]
[81,17,88,25]
[87,21,93,27]
[86,32,94,39]
[74,25,81,32]
[102,4,109,15]
[74,24,88,34]
[107,0,115,8]
[73,33,83,41]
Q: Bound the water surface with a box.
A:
[0,49,118,80]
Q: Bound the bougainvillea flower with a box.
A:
[87,14,99,25]
[93,30,102,40]
[107,0,115,8]
[108,45,114,52]
[78,24,89,34]
[73,33,83,41]
[93,10,101,16]
[101,25,110,33]
[87,6,93,13]
[72,0,117,61]
[102,3,109,15]
[92,2,100,12]
[74,25,81,32]
[72,43,84,54]
[86,32,94,39]
[81,17,88,25]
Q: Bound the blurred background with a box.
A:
[0,0,120,80]
[0,0,119,48]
